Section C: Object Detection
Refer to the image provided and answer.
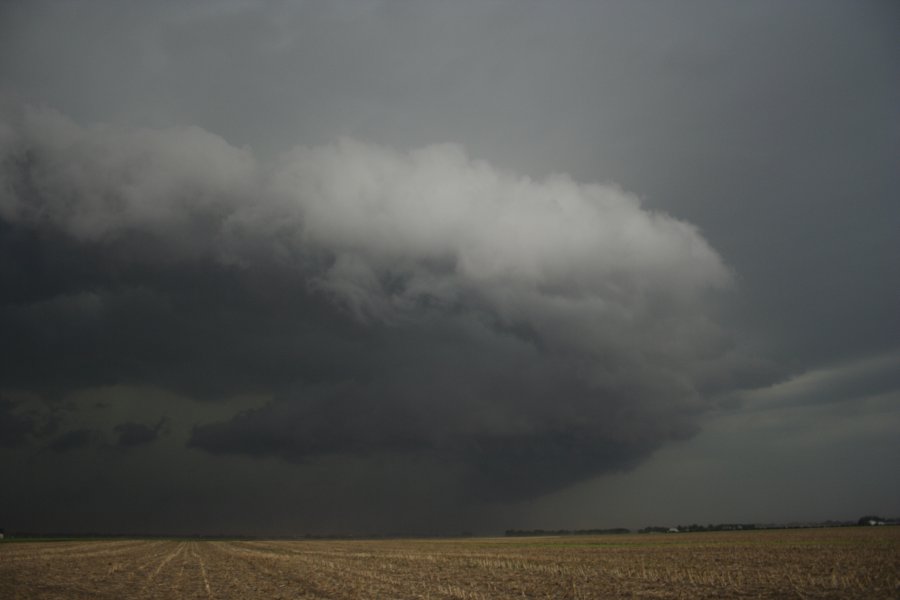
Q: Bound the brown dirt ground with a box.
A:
[1,527,898,599]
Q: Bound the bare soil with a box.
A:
[1,527,898,598]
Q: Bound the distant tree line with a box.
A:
[504,517,900,538]
[639,524,757,533]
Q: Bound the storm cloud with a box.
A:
[0,396,36,447]
[1,104,736,500]
[114,418,167,448]
[1,0,896,535]
[49,428,101,453]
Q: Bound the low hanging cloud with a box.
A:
[0,396,37,447]
[48,428,102,453]
[1,103,742,502]
[114,418,168,448]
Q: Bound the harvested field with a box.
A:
[1,527,898,599]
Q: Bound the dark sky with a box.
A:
[0,0,897,535]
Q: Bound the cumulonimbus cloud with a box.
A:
[1,103,742,501]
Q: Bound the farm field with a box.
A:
[1,527,898,599]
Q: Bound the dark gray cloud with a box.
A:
[114,418,167,448]
[0,394,62,446]
[0,396,36,447]
[49,428,101,453]
[0,226,357,398]
[0,0,896,534]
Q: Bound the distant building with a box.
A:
[667,527,679,533]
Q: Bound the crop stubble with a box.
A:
[1,527,897,598]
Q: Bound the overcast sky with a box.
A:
[0,0,897,535]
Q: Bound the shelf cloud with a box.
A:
[2,104,738,501]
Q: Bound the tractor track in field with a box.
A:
[143,541,186,589]
[0,539,152,563]
[191,542,215,600]
[205,541,333,599]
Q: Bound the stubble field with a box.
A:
[1,527,898,599]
